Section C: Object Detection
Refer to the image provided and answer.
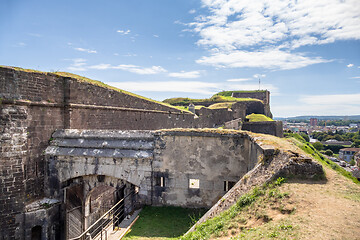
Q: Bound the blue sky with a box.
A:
[1,0,359,117]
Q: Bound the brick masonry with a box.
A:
[0,66,282,239]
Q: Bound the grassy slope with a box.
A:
[182,133,360,239]
[1,66,192,113]
[246,113,274,122]
[122,132,360,240]
[123,206,207,240]
[163,95,262,106]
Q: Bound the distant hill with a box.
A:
[274,115,360,121]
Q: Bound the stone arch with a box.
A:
[31,226,42,240]
[62,174,139,238]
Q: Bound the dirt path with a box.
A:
[277,168,360,240]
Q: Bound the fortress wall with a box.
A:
[242,121,283,137]
[152,131,262,207]
[69,107,195,130]
[231,91,270,104]
[195,107,234,128]
[68,79,183,112]
[0,66,195,239]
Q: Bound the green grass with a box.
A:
[163,95,262,106]
[181,178,289,240]
[208,102,236,109]
[246,114,273,122]
[284,133,360,185]
[123,206,207,240]
[1,65,192,114]
[215,90,267,97]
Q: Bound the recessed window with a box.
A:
[224,181,236,192]
[189,179,200,189]
[155,176,165,187]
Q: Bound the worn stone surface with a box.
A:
[187,150,324,233]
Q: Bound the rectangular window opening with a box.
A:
[189,179,200,189]
[224,181,236,192]
[155,176,165,187]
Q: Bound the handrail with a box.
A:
[69,190,135,240]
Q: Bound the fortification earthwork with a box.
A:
[0,66,321,239]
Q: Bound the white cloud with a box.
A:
[88,64,167,75]
[74,47,97,54]
[226,78,251,82]
[347,63,354,68]
[189,9,196,14]
[253,74,266,79]
[168,71,202,79]
[153,34,159,38]
[351,76,360,79]
[300,93,360,105]
[273,93,360,117]
[190,0,360,70]
[117,29,131,35]
[67,58,87,71]
[112,81,219,95]
[110,80,278,96]
[196,49,330,70]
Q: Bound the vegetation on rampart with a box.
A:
[182,178,292,240]
[1,66,192,114]
[208,102,235,109]
[163,94,262,106]
[215,90,267,97]
[246,113,274,122]
[285,132,360,185]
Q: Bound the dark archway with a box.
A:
[31,226,42,240]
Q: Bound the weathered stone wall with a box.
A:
[152,130,263,207]
[242,121,283,138]
[231,91,270,104]
[194,107,234,128]
[0,66,193,239]
[0,105,28,239]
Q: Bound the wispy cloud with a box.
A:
[13,42,26,47]
[351,76,360,79]
[168,70,202,79]
[226,78,251,82]
[190,0,360,70]
[153,34,159,38]
[88,63,167,75]
[189,9,196,14]
[117,29,131,35]
[300,93,360,105]
[273,93,360,117]
[74,47,97,54]
[110,80,278,96]
[347,63,354,68]
[67,58,87,71]
[196,49,329,70]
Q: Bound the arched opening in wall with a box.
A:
[84,185,118,230]
[65,183,84,239]
[31,226,42,240]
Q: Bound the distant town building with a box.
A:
[321,139,352,146]
[339,148,360,162]
[310,118,318,127]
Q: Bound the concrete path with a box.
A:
[105,209,142,240]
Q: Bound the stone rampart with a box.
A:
[242,121,283,137]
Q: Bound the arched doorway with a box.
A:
[31,226,42,240]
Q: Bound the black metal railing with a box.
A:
[69,190,136,240]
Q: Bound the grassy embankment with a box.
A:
[123,206,207,240]
[245,113,274,122]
